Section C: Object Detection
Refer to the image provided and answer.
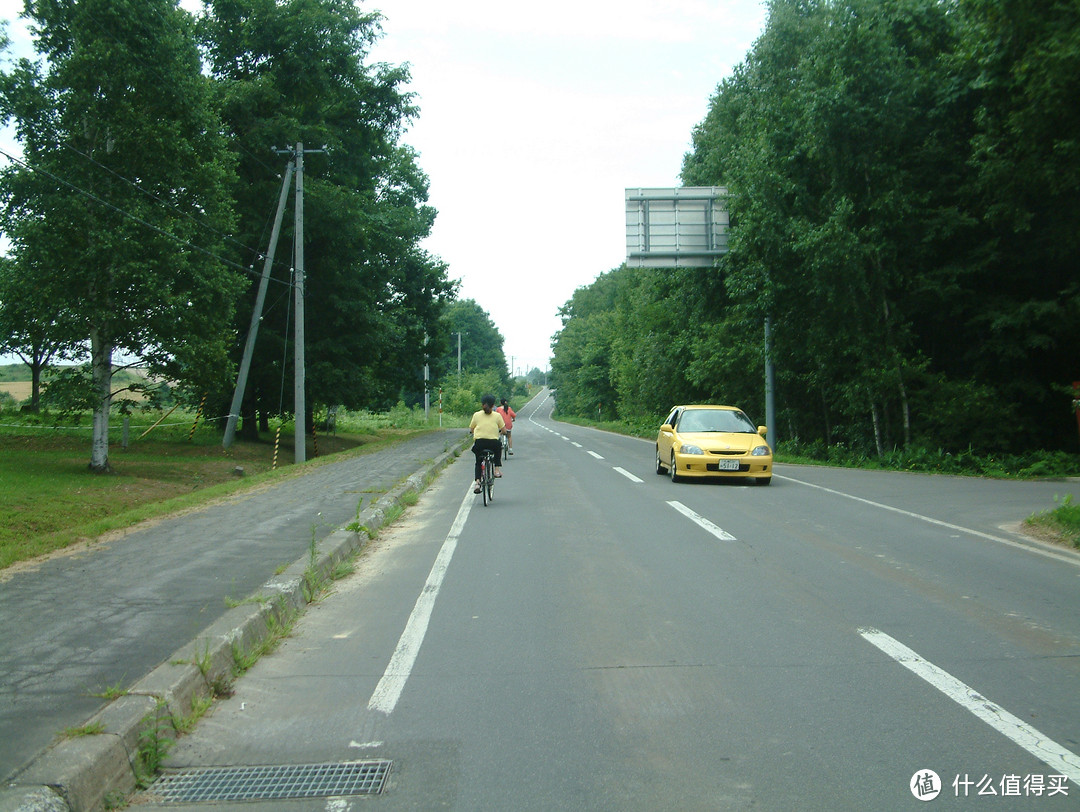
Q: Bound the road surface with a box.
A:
[134,389,1080,810]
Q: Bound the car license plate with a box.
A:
[715,459,740,471]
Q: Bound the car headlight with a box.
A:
[751,445,771,456]
[680,444,705,455]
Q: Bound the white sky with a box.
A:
[366,0,768,373]
[0,0,769,375]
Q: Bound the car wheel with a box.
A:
[755,476,772,486]
[669,451,680,483]
[655,446,665,475]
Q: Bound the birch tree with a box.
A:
[1,0,240,471]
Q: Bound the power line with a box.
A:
[58,141,295,281]
[13,2,300,285]
[0,145,294,290]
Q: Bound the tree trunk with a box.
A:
[871,401,884,457]
[820,387,832,446]
[239,402,258,441]
[29,361,42,412]
[89,329,113,472]
[898,375,911,450]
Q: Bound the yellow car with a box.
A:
[655,405,773,485]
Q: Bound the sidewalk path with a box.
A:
[0,429,468,785]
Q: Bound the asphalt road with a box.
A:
[130,390,1080,810]
[0,429,468,783]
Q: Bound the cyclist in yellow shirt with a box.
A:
[469,394,505,493]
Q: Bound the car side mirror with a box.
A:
[758,426,768,437]
[660,424,673,433]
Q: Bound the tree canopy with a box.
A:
[435,299,509,381]
[0,0,241,470]
[552,0,1080,456]
[0,0,458,463]
[197,0,456,427]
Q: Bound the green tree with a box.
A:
[550,271,623,420]
[0,0,241,471]
[198,0,454,428]
[955,0,1080,448]
[555,0,1080,455]
[683,0,983,453]
[608,266,699,420]
[436,299,508,382]
[0,253,72,411]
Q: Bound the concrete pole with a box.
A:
[423,334,430,421]
[293,143,306,464]
[765,317,777,446]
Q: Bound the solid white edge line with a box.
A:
[778,475,1080,568]
[367,485,473,715]
[859,627,1080,786]
[667,500,736,541]
[614,467,643,483]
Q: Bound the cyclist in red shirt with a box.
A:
[497,398,516,456]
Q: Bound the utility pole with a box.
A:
[289,143,327,463]
[765,318,777,445]
[223,159,295,449]
[225,143,323,462]
[423,334,430,421]
[293,143,307,463]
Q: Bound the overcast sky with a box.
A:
[366,0,768,373]
[0,0,769,375]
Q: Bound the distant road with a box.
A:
[149,388,1080,809]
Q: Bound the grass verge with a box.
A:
[1024,495,1080,551]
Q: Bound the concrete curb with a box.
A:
[1,435,469,812]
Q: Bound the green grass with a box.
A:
[1024,495,1080,551]
[0,404,465,571]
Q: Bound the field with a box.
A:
[0,363,161,402]
[0,381,32,401]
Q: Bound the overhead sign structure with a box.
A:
[625,187,728,268]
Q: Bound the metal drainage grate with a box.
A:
[149,760,392,804]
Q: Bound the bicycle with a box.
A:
[478,449,496,506]
[500,431,510,461]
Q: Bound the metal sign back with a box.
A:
[625,187,728,268]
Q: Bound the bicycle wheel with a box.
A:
[481,459,489,506]
[485,455,495,503]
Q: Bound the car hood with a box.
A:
[679,432,764,452]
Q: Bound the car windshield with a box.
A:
[678,409,756,433]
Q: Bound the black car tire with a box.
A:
[655,447,666,475]
[669,451,680,483]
